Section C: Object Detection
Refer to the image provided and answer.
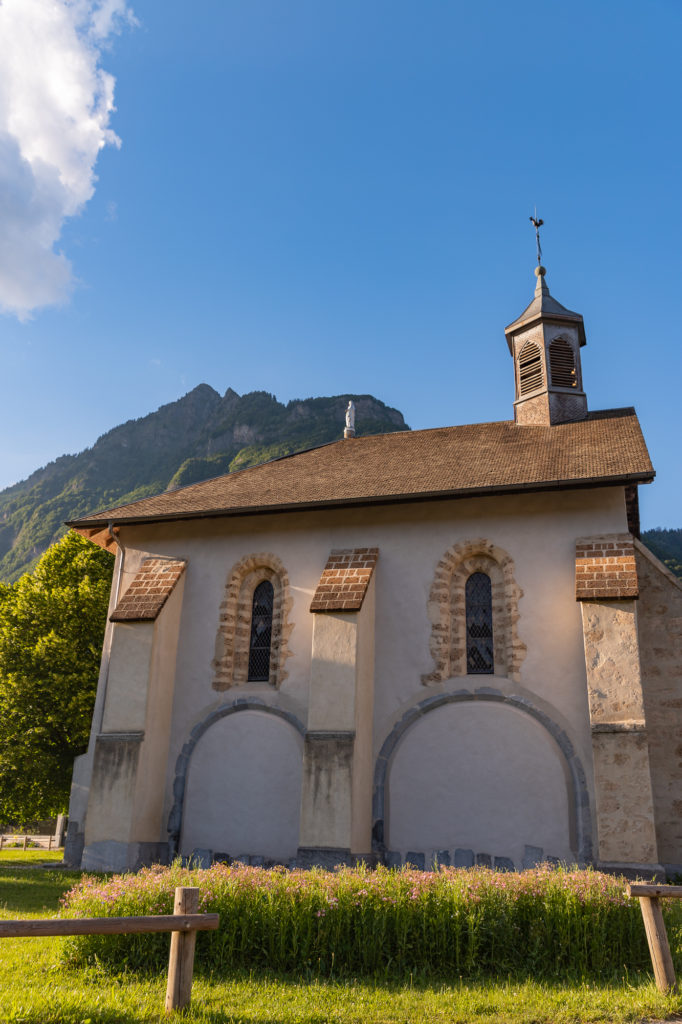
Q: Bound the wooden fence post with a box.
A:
[165,886,200,1013]
[0,834,4,850]
[638,896,677,992]
[22,836,28,851]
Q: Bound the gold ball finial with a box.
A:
[535,265,546,277]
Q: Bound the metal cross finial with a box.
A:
[529,211,544,266]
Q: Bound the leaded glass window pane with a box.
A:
[466,572,494,674]
[247,580,274,681]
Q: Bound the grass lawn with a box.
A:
[0,850,681,1024]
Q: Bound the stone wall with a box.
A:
[636,541,682,870]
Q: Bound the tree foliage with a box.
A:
[0,531,113,823]
[641,527,682,578]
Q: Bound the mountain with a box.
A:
[641,528,682,579]
[0,386,408,582]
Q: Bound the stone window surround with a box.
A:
[212,552,294,691]
[422,539,526,685]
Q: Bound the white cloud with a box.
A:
[0,0,135,320]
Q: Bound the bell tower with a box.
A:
[505,259,588,426]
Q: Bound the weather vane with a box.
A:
[529,210,544,266]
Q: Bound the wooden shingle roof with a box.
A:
[68,408,654,532]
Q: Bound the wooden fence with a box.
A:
[0,834,59,851]
[626,883,682,993]
[0,885,219,1013]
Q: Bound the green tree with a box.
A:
[0,531,113,823]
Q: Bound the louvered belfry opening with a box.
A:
[466,572,494,674]
[247,580,274,681]
[549,338,578,388]
[518,341,543,396]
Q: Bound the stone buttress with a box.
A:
[78,556,186,872]
[576,534,662,874]
[298,548,378,866]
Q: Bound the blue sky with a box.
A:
[0,0,680,527]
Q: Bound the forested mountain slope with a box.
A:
[641,528,682,578]
[0,386,408,581]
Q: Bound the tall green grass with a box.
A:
[61,862,665,982]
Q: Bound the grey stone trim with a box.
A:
[372,688,593,866]
[96,731,145,742]
[363,848,555,873]
[63,822,85,868]
[662,863,682,880]
[167,699,306,855]
[306,730,356,741]
[522,845,543,869]
[454,848,474,868]
[189,848,212,868]
[295,847,377,869]
[597,861,665,882]
[591,721,646,734]
[296,846,353,869]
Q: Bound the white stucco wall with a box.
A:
[180,710,303,860]
[82,483,629,861]
[386,701,574,865]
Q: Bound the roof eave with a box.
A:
[67,470,655,532]
[504,311,587,354]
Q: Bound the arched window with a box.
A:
[423,540,526,685]
[518,341,544,395]
[465,572,494,674]
[213,553,293,691]
[247,580,274,681]
[549,338,578,388]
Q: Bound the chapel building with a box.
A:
[64,265,682,878]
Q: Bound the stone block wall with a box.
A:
[635,541,682,870]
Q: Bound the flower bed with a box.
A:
[61,862,655,980]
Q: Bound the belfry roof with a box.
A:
[68,407,654,536]
[505,267,586,350]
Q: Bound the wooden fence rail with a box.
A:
[626,883,682,993]
[0,885,219,1013]
[0,834,58,850]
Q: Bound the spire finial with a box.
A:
[529,209,544,267]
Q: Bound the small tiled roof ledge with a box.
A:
[110,557,187,622]
[310,548,379,612]
[575,534,638,601]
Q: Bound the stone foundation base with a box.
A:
[596,861,665,882]
[296,847,376,869]
[81,840,169,872]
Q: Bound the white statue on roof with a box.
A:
[345,401,355,432]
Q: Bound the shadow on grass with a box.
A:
[0,866,82,914]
